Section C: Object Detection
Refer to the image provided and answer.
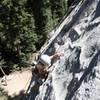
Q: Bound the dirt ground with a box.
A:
[0,69,32,97]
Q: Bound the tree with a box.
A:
[0,0,38,66]
[50,0,67,21]
[28,0,68,49]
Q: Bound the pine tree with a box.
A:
[0,0,38,66]
[50,0,67,21]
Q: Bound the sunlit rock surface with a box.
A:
[27,0,100,100]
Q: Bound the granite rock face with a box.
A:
[28,0,100,100]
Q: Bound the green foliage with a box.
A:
[43,0,68,33]
[0,0,38,66]
[0,88,8,98]
[50,0,67,19]
[28,0,68,48]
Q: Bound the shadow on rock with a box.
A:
[65,51,100,100]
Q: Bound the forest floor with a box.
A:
[0,68,32,97]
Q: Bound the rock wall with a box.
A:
[27,0,100,100]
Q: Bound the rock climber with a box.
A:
[31,52,62,78]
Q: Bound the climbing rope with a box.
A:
[0,66,7,85]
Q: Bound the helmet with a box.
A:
[40,54,51,66]
[31,60,37,66]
